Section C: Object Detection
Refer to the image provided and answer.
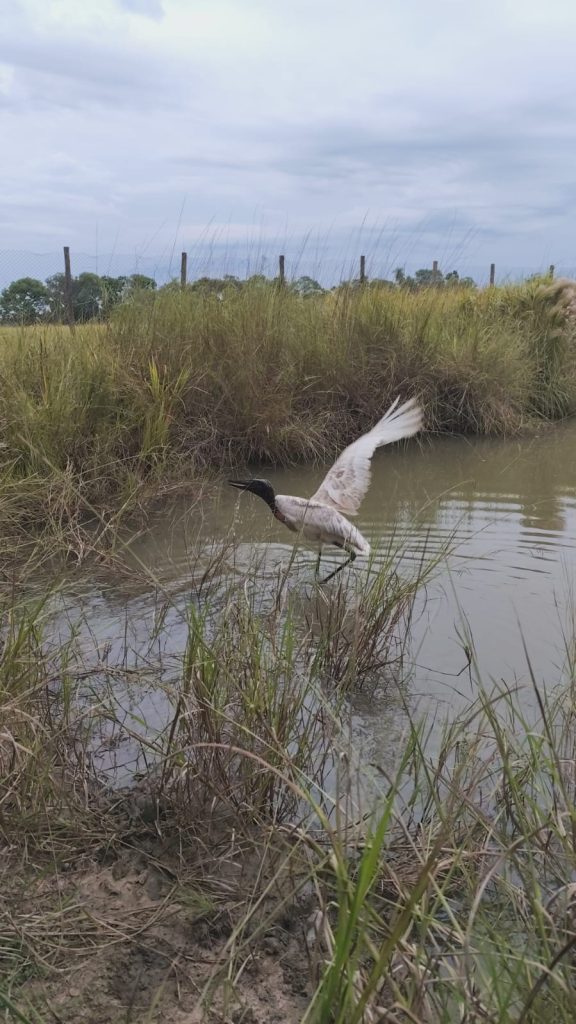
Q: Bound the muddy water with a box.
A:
[62,421,576,779]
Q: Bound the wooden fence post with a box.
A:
[63,246,75,332]
[278,254,285,286]
[359,255,366,285]
[432,260,439,285]
[549,264,555,279]
[489,263,495,286]
[180,251,188,288]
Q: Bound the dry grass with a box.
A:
[0,278,575,550]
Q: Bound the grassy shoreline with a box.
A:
[1,276,576,552]
[3,277,576,1020]
[3,545,576,1022]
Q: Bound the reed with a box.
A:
[2,541,576,1022]
[0,278,575,547]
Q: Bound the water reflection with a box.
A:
[47,420,576,779]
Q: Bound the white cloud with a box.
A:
[1,0,576,281]
[118,0,164,18]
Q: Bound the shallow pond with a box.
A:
[49,420,576,781]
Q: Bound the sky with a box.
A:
[1,0,576,284]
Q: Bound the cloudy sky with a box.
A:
[2,0,576,283]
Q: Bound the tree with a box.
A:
[189,276,238,294]
[446,270,475,288]
[158,279,182,293]
[45,273,67,320]
[100,275,128,314]
[74,272,104,321]
[414,268,442,288]
[394,267,417,290]
[0,277,50,324]
[291,276,324,296]
[368,278,395,290]
[395,267,476,290]
[44,272,153,321]
[126,274,156,293]
[332,278,362,293]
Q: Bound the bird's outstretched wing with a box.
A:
[310,397,422,515]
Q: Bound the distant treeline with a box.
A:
[0,266,477,324]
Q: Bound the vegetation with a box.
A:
[2,269,576,1020]
[0,272,157,324]
[0,266,481,325]
[0,276,574,548]
[2,541,576,1023]
[393,266,476,289]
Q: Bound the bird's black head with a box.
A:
[228,478,276,511]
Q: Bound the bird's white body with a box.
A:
[230,396,422,582]
[274,495,371,556]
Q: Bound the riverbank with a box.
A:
[1,277,575,553]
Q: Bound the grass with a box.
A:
[0,275,576,549]
[3,271,576,1019]
[3,539,576,1022]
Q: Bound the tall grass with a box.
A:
[3,544,576,1021]
[0,278,575,543]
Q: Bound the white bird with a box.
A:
[229,396,423,583]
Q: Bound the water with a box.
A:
[49,421,576,779]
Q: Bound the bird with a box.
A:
[229,396,423,584]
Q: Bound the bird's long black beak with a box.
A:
[228,480,251,490]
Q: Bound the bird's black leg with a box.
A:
[314,549,322,579]
[320,549,356,585]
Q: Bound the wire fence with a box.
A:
[2,247,575,294]
[2,247,576,327]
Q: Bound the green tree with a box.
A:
[395,266,475,290]
[45,273,67,320]
[414,268,443,288]
[126,274,157,292]
[100,275,128,314]
[394,267,416,290]
[74,272,103,321]
[45,272,145,321]
[45,272,91,320]
[186,275,244,296]
[332,278,363,293]
[0,277,50,324]
[291,276,324,296]
[189,276,233,294]
[368,277,395,290]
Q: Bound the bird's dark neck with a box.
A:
[252,482,277,514]
[262,493,277,514]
